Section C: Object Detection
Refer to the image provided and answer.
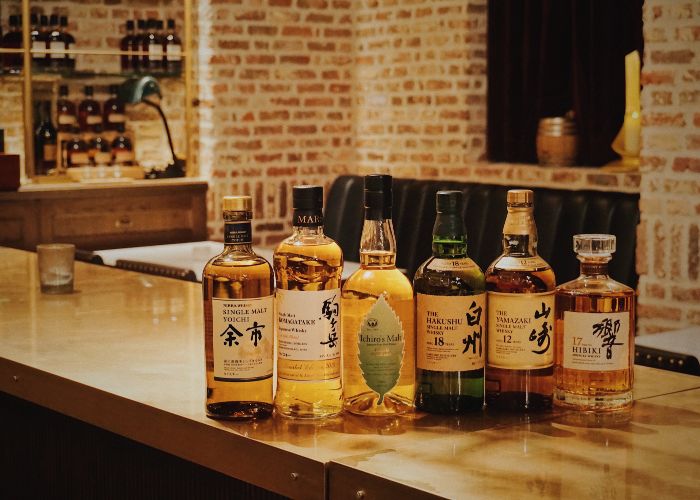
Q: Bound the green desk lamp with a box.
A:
[118,76,185,178]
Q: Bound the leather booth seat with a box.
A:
[325,175,640,289]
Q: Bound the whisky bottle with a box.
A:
[57,85,77,133]
[142,19,163,72]
[274,185,343,419]
[87,126,111,166]
[485,190,556,411]
[414,191,486,413]
[59,16,75,71]
[164,19,182,76]
[555,234,635,412]
[34,101,57,175]
[30,14,45,70]
[111,124,134,165]
[1,15,23,74]
[103,84,125,131]
[203,196,274,420]
[65,126,89,168]
[342,174,415,416]
[132,19,147,72]
[78,86,101,133]
[47,14,64,72]
[120,20,135,72]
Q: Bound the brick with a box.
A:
[650,50,695,64]
[282,26,312,37]
[280,55,311,65]
[671,286,700,302]
[672,157,700,173]
[690,225,699,281]
[637,304,683,321]
[235,10,265,21]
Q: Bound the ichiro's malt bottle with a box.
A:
[342,175,415,416]
[414,191,486,413]
[485,190,556,411]
[203,196,274,420]
[274,186,343,419]
[555,234,635,412]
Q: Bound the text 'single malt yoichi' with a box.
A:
[202,196,274,420]
[555,234,635,414]
[485,190,556,411]
[414,191,486,413]
[341,175,415,416]
[273,185,344,419]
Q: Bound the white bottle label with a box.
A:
[43,144,57,162]
[276,288,341,381]
[86,115,102,125]
[563,311,630,371]
[417,293,485,372]
[487,291,555,369]
[212,296,273,381]
[58,115,76,125]
[32,40,44,59]
[107,113,127,124]
[114,150,134,163]
[166,44,182,61]
[148,44,163,61]
[50,41,65,59]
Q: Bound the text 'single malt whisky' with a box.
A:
[485,190,556,411]
[341,174,415,416]
[555,234,635,413]
[203,196,274,420]
[274,186,343,419]
[414,191,486,413]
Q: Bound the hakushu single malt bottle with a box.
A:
[203,196,274,420]
[342,174,415,416]
[485,189,556,411]
[274,185,343,419]
[555,234,635,412]
[414,191,486,413]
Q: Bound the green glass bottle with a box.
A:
[413,190,486,413]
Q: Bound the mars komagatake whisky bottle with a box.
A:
[274,186,343,419]
[203,196,274,420]
[485,189,556,411]
[342,174,415,416]
[414,191,486,413]
[555,234,635,412]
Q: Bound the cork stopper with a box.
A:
[436,190,462,214]
[507,189,534,206]
[292,185,323,210]
[574,234,616,256]
[222,195,252,212]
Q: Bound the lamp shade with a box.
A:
[118,76,162,104]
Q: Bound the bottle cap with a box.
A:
[40,15,48,26]
[364,174,392,219]
[507,189,533,206]
[292,185,323,210]
[157,20,164,29]
[9,15,18,26]
[50,14,58,26]
[59,85,68,96]
[168,19,175,29]
[59,16,67,26]
[574,234,616,255]
[126,20,135,30]
[84,85,93,95]
[436,190,462,214]
[109,84,118,94]
[222,195,252,212]
[31,14,38,24]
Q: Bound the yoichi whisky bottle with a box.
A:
[203,196,274,420]
[342,174,415,416]
[555,234,635,412]
[274,186,343,419]
[414,191,486,413]
[485,190,556,411]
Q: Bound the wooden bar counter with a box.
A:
[1,247,699,499]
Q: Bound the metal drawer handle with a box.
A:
[115,215,133,228]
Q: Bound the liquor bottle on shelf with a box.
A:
[485,189,556,411]
[142,19,163,73]
[554,234,635,413]
[274,185,343,419]
[1,15,23,74]
[164,19,182,75]
[120,20,135,72]
[103,84,125,131]
[132,19,147,72]
[341,174,415,416]
[65,126,89,168]
[47,14,64,72]
[34,101,57,175]
[87,125,111,165]
[56,85,77,133]
[78,85,101,133]
[30,14,46,70]
[59,16,75,70]
[414,190,486,413]
[111,123,134,165]
[203,196,274,420]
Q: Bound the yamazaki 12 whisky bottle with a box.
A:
[414,191,486,413]
[274,186,343,419]
[202,196,274,420]
[342,174,415,416]
[485,190,556,411]
[555,234,635,412]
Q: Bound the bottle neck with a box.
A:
[578,256,611,278]
[359,216,397,268]
[502,207,538,256]
[223,211,253,253]
[432,212,467,258]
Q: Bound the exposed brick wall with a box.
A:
[637,0,700,334]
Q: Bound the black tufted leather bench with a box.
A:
[325,175,640,289]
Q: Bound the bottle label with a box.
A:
[49,41,65,59]
[32,40,44,58]
[276,288,341,381]
[94,151,112,165]
[495,256,549,271]
[211,296,274,381]
[563,311,630,371]
[293,210,323,228]
[107,113,127,124]
[58,115,76,125]
[86,115,102,125]
[43,144,57,162]
[69,152,89,165]
[417,293,485,372]
[358,294,404,405]
[429,258,479,272]
[166,44,182,61]
[148,44,163,60]
[487,291,555,369]
[224,222,252,244]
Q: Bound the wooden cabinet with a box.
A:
[0,179,207,250]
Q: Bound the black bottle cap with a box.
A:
[436,190,462,214]
[40,15,48,26]
[167,19,175,29]
[59,84,69,96]
[84,85,93,96]
[49,14,58,26]
[157,20,164,30]
[9,15,19,26]
[59,16,67,27]
[126,20,135,30]
[137,19,146,29]
[364,174,392,219]
[292,185,323,227]
[109,84,118,94]
[147,19,156,29]
[31,14,38,25]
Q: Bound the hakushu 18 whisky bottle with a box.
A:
[485,189,556,411]
[274,186,343,419]
[555,234,635,412]
[203,196,274,420]
[342,174,415,416]
[414,191,486,413]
